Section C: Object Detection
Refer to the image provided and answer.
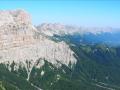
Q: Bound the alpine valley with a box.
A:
[0,10,120,90]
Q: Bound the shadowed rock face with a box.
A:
[0,9,76,75]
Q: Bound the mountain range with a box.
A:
[0,10,120,90]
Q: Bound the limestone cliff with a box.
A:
[0,10,76,80]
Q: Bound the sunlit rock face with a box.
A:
[0,9,36,49]
[0,9,31,25]
[0,9,76,76]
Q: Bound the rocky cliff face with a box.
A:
[0,9,31,25]
[0,10,76,81]
[0,9,36,49]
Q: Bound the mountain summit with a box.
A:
[0,9,36,49]
[0,9,31,26]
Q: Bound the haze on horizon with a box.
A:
[0,0,120,28]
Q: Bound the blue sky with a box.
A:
[0,0,120,27]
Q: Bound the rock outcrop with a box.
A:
[0,9,36,49]
[0,10,76,79]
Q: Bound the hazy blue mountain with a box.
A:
[51,30,120,47]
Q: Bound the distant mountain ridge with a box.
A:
[37,23,120,35]
[37,23,120,46]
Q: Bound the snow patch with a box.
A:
[41,70,45,76]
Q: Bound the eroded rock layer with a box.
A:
[0,10,76,70]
